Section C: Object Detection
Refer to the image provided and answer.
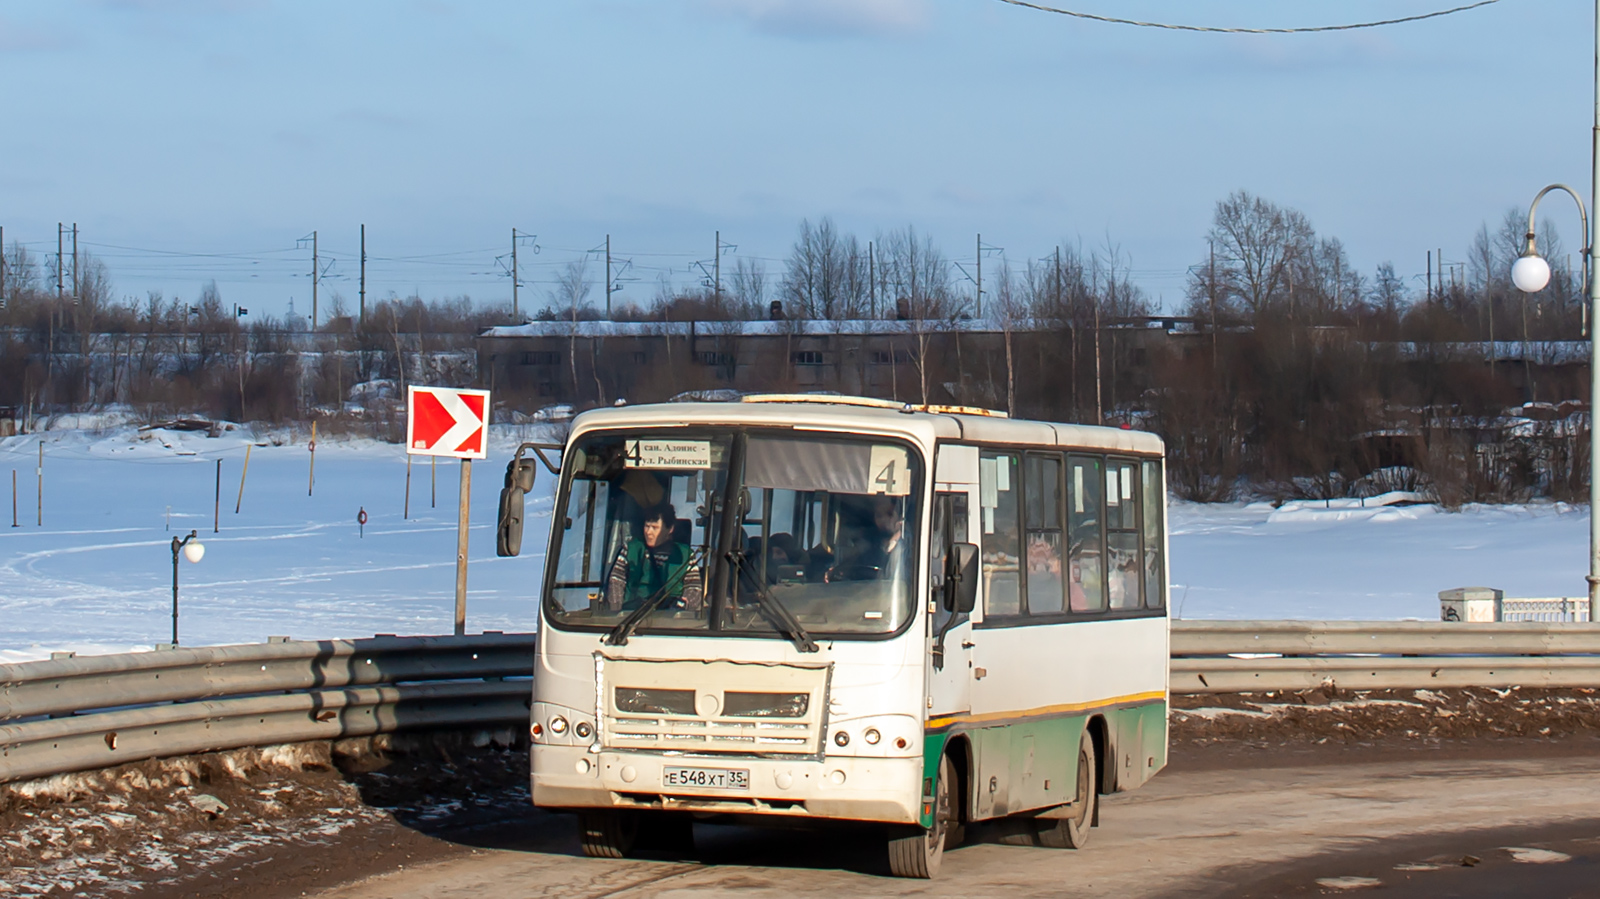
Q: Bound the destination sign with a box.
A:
[624,439,712,469]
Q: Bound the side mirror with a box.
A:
[496,457,539,557]
[945,542,979,614]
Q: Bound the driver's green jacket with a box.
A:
[605,540,703,611]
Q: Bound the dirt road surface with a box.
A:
[303,752,1600,899]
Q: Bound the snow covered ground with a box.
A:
[0,421,1589,662]
[0,421,560,663]
[1168,497,1587,620]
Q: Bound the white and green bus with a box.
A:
[497,395,1169,877]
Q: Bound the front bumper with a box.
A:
[531,744,923,824]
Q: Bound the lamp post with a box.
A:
[171,529,205,646]
[1513,199,1600,622]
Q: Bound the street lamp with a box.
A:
[1515,176,1600,623]
[171,529,205,646]
[1511,185,1587,295]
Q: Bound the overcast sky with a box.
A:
[0,0,1588,318]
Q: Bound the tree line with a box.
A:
[0,191,1588,505]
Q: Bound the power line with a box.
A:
[990,0,1503,34]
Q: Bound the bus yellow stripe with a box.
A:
[927,689,1166,731]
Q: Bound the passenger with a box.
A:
[605,504,702,612]
[765,532,802,583]
[767,532,801,566]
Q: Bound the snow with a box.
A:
[0,422,558,663]
[1169,495,1588,620]
[0,422,1591,661]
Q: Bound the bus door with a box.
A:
[927,446,979,726]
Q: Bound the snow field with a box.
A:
[0,423,1591,661]
[0,424,558,662]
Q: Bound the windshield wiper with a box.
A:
[603,548,703,647]
[726,550,819,653]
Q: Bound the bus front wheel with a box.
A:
[579,809,639,858]
[888,753,956,878]
[1038,728,1097,849]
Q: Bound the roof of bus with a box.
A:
[567,397,1164,456]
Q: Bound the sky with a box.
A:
[0,0,1590,319]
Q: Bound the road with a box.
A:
[297,753,1600,898]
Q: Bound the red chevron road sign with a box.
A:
[406,386,490,459]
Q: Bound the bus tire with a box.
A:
[1038,728,1096,850]
[579,810,639,859]
[887,753,955,878]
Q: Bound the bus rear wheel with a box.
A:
[888,753,956,878]
[1038,728,1096,849]
[579,809,639,858]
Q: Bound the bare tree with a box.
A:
[546,258,594,403]
[730,257,767,315]
[781,218,871,320]
[1208,190,1314,318]
[991,259,1026,417]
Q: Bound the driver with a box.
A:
[606,504,703,612]
[831,494,905,580]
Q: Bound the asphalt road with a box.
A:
[300,754,1600,898]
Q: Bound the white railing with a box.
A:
[1499,598,1591,622]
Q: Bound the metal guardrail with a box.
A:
[1170,620,1600,693]
[6,621,1600,785]
[0,634,536,785]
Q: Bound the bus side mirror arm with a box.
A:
[933,543,979,670]
[496,441,563,558]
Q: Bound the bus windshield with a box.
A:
[545,429,923,639]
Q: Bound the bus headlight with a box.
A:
[574,721,593,739]
[833,730,850,747]
[864,728,881,745]
[550,716,569,735]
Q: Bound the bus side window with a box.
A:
[979,452,1021,618]
[1107,459,1142,610]
[1142,459,1166,609]
[1067,455,1106,613]
[1023,453,1065,615]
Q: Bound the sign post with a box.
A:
[405,385,490,636]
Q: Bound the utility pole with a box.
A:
[868,241,876,318]
[71,223,78,299]
[1209,239,1219,376]
[56,223,63,300]
[511,227,520,320]
[605,234,612,319]
[975,233,983,317]
[1094,288,1103,426]
[714,231,721,299]
[311,230,319,330]
[1,224,6,305]
[359,224,367,327]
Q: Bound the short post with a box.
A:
[213,458,220,533]
[11,469,16,527]
[235,443,252,514]
[431,455,437,508]
[36,439,42,526]
[404,455,412,520]
[307,421,317,496]
[358,506,367,538]
[455,458,471,636]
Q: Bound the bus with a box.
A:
[496,394,1169,878]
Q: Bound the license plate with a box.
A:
[662,766,750,790]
